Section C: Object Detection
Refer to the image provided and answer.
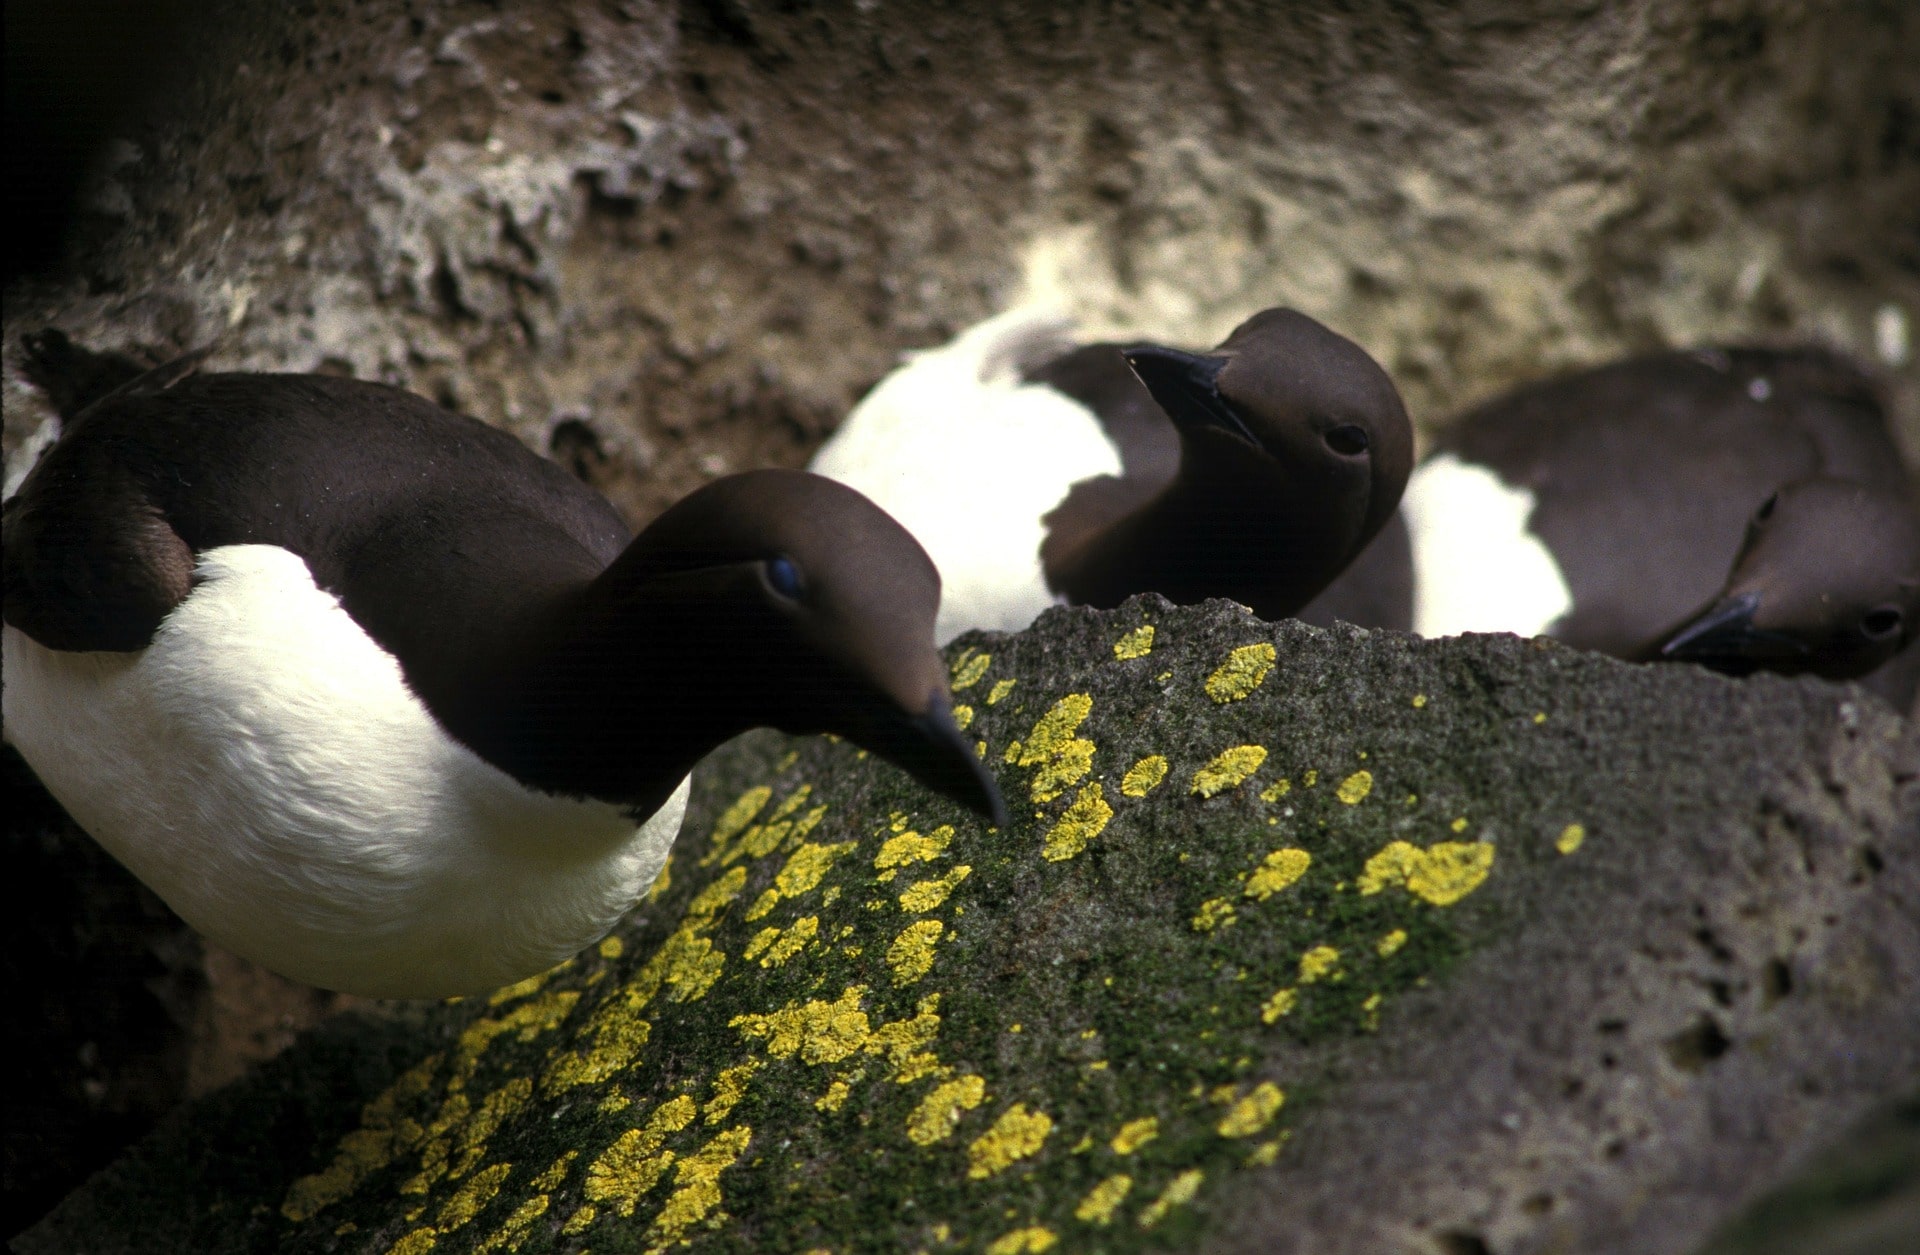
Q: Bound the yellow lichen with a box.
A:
[730,986,874,1065]
[1216,1082,1284,1137]
[1557,823,1586,854]
[487,969,552,1007]
[1335,770,1373,805]
[283,1051,444,1221]
[867,995,946,1082]
[747,841,859,920]
[814,1080,852,1112]
[704,1063,759,1126]
[899,865,972,913]
[762,916,820,967]
[1246,1138,1284,1166]
[1298,946,1341,983]
[1009,694,1096,801]
[1260,778,1291,802]
[987,678,1018,705]
[650,1126,751,1244]
[1120,755,1169,797]
[907,1074,987,1145]
[1244,848,1311,900]
[1138,1169,1204,1227]
[954,704,975,729]
[1110,1116,1159,1155]
[1377,929,1409,957]
[876,825,953,873]
[531,1151,577,1191]
[1451,817,1469,833]
[887,920,945,986]
[1361,992,1384,1030]
[1191,745,1267,797]
[1191,897,1237,933]
[1076,1175,1134,1225]
[1205,643,1276,702]
[1358,840,1495,905]
[968,1103,1054,1179]
[1112,624,1156,660]
[951,650,991,690]
[435,1160,512,1230]
[743,926,781,962]
[703,786,771,864]
[1040,783,1113,862]
[472,1193,550,1254]
[987,1226,1059,1254]
[1411,693,1428,708]
[581,1095,697,1219]
[598,935,625,960]
[1260,988,1298,1023]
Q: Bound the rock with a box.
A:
[19,598,1917,1255]
[6,0,1919,521]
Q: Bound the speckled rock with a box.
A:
[20,598,1917,1255]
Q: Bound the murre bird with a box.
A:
[809,307,1414,643]
[1315,345,1920,704]
[3,349,1007,999]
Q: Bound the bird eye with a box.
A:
[1325,425,1369,456]
[765,556,803,599]
[1753,493,1778,524]
[1861,606,1903,640]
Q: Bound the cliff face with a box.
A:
[22,599,1917,1255]
[6,0,1918,520]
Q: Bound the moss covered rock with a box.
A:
[20,598,1917,1255]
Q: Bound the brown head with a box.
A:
[598,469,1008,825]
[1121,308,1414,553]
[1655,478,1920,680]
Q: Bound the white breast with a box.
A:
[811,309,1124,643]
[2,544,688,999]
[1402,453,1574,639]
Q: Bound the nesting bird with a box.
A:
[1328,346,1920,703]
[809,307,1414,643]
[3,343,1006,998]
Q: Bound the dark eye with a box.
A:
[1753,493,1778,524]
[1861,606,1903,640]
[1325,425,1369,456]
[766,556,803,599]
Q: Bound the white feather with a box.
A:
[3,544,688,999]
[811,308,1123,644]
[1403,453,1573,639]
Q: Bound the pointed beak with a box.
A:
[1121,344,1255,445]
[1655,591,1809,674]
[852,690,1009,829]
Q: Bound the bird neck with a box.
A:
[1048,442,1374,620]
[432,562,760,816]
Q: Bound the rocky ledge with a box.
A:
[20,598,1917,1255]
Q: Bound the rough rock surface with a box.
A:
[5,0,1919,522]
[20,598,1917,1255]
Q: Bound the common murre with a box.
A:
[3,347,1008,998]
[808,307,1414,643]
[1319,345,1920,705]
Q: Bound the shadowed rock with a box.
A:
[19,597,1916,1255]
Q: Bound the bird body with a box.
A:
[810,310,1121,642]
[4,355,1003,997]
[1321,346,1920,702]
[812,307,1413,642]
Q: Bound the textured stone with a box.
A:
[5,0,1918,524]
[20,598,1917,1255]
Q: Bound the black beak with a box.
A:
[851,690,1009,829]
[1655,591,1809,674]
[1121,344,1256,445]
